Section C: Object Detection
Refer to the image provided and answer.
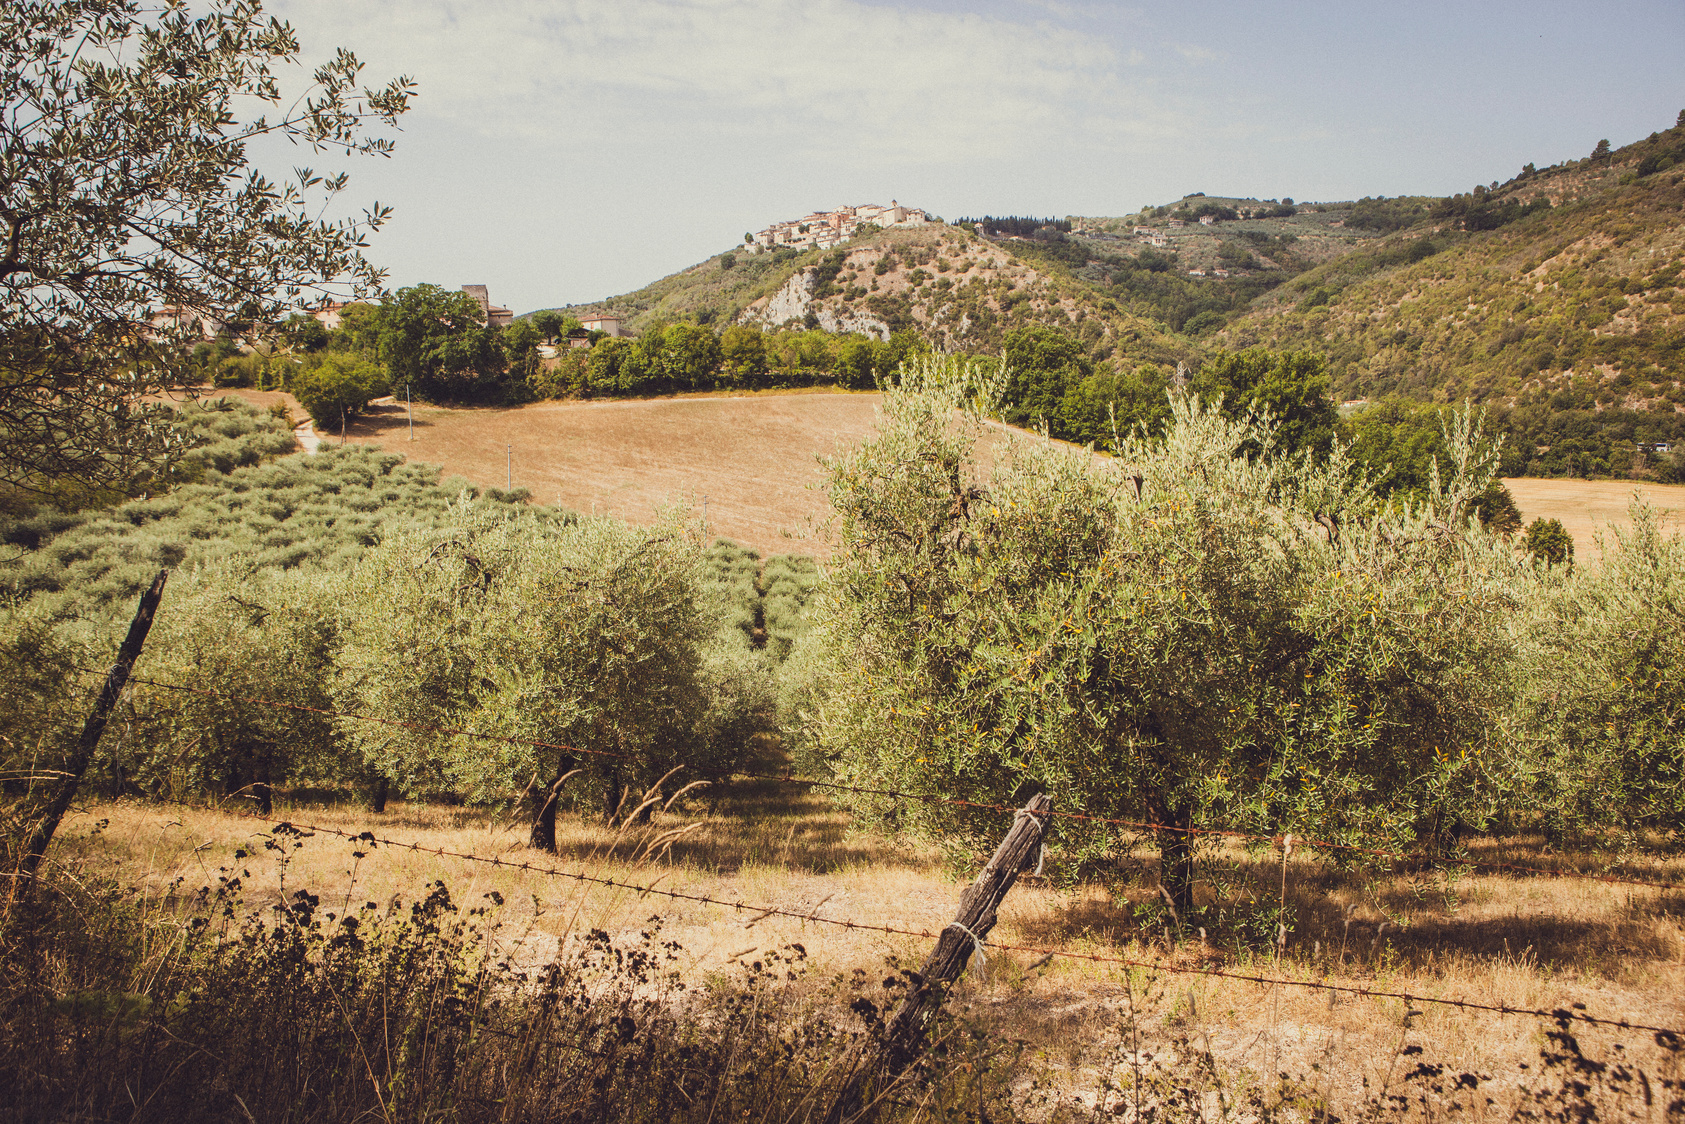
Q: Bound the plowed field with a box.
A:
[224,387,1685,564]
[1504,476,1685,562]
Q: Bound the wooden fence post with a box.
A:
[824,791,1052,1124]
[10,570,168,893]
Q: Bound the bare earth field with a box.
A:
[335,390,885,558]
[224,387,1685,567]
[1505,476,1685,563]
[50,787,1685,1119]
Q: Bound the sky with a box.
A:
[269,0,1685,316]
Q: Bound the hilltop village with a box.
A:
[747,201,930,252]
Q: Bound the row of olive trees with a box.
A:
[791,357,1685,911]
[4,504,772,852]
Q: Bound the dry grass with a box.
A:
[210,386,1685,569]
[1504,475,1685,564]
[44,782,1685,1119]
[218,388,889,558]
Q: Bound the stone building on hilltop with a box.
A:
[461,284,514,328]
[748,201,929,252]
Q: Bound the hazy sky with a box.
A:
[271,0,1685,315]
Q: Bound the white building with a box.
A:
[581,314,628,338]
[750,200,929,252]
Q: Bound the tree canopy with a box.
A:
[377,284,508,401]
[0,0,411,505]
[806,359,1525,913]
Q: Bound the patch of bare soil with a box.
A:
[330,391,886,558]
[1503,476,1685,563]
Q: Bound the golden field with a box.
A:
[44,779,1685,1118]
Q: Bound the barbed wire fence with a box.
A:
[108,671,1685,894]
[35,664,1684,1044]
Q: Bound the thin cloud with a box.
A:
[1172,42,1221,62]
[281,0,1181,160]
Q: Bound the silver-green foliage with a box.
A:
[761,554,821,661]
[1,443,499,621]
[704,538,763,648]
[1520,500,1685,836]
[0,611,92,854]
[803,356,1530,900]
[333,507,749,821]
[124,565,344,808]
[1,0,411,498]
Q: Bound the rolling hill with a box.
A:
[550,223,1193,370]
[1215,123,1685,410]
[533,115,1685,481]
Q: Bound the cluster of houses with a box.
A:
[748,201,930,252]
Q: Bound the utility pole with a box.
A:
[507,444,512,490]
[702,495,709,532]
[407,385,413,441]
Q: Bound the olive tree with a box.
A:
[1,0,411,503]
[334,504,744,849]
[1520,501,1685,838]
[126,566,342,813]
[804,357,1529,915]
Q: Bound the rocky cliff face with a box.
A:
[741,268,892,338]
[733,227,1182,365]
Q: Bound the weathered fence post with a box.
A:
[824,791,1052,1124]
[10,570,168,893]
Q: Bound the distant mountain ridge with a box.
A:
[1216,119,1685,411]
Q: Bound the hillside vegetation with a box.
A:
[551,225,1191,369]
[1213,120,1685,476]
[537,116,1685,483]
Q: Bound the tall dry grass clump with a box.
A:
[0,835,1024,1124]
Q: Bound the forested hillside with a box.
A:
[1214,118,1685,477]
[549,225,1190,372]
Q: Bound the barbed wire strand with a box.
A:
[232,813,1683,1038]
[105,670,1685,894]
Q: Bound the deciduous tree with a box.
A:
[0,0,411,503]
[378,284,506,401]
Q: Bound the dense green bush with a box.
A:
[1524,517,1575,565]
[288,352,389,431]
[128,566,344,813]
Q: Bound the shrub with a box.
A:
[288,352,390,431]
[1524,517,1574,565]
